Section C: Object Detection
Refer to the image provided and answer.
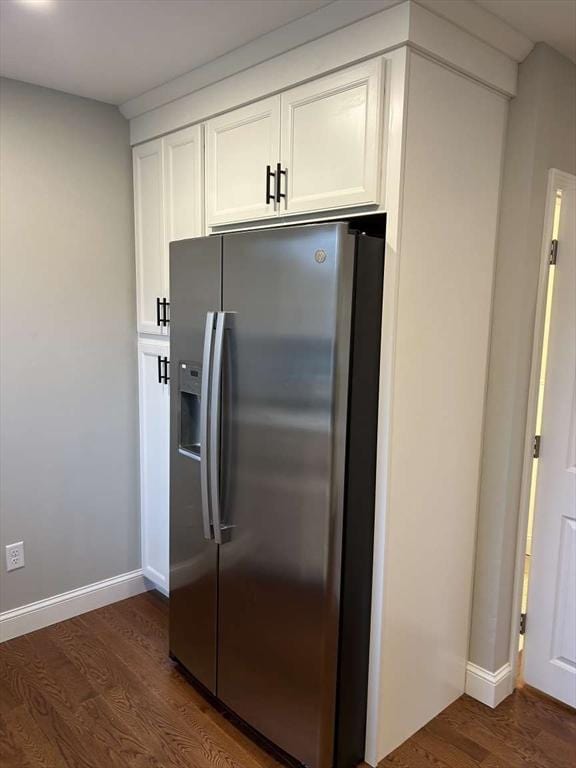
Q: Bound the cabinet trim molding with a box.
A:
[127,2,515,145]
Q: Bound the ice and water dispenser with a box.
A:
[178,361,202,459]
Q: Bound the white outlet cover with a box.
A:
[5,541,25,571]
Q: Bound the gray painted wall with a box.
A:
[0,78,139,612]
[470,44,576,672]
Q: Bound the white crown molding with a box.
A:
[465,661,514,708]
[119,0,400,120]
[416,0,533,62]
[127,2,517,146]
[0,569,149,642]
[120,0,528,125]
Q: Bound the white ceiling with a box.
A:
[0,0,332,104]
[0,0,574,107]
[476,0,576,64]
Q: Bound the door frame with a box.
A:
[507,167,576,687]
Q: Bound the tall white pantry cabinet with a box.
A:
[130,2,514,762]
[134,125,203,594]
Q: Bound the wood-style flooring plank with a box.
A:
[87,599,278,768]
[1,591,574,768]
[50,608,262,768]
[0,649,108,768]
[0,705,68,768]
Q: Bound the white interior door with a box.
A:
[205,97,280,226]
[280,58,383,215]
[524,176,576,707]
[133,139,166,335]
[138,340,170,595]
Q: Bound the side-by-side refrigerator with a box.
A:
[169,221,384,768]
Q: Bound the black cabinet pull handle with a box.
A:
[265,164,276,204]
[157,355,170,384]
[156,297,161,327]
[161,298,170,326]
[275,163,286,204]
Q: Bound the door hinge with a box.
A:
[520,612,527,635]
[549,239,558,265]
[533,434,541,458]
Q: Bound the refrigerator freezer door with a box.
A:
[218,224,355,768]
[169,236,221,694]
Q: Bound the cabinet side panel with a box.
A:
[374,53,507,758]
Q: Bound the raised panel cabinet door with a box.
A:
[163,125,204,295]
[133,139,167,335]
[205,97,280,226]
[138,340,170,594]
[280,58,384,215]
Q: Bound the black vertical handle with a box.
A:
[156,297,161,327]
[157,356,169,384]
[160,298,170,326]
[265,165,275,204]
[275,163,286,204]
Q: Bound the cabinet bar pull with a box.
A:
[275,163,286,204]
[156,297,161,327]
[157,356,169,384]
[265,165,275,205]
[161,298,170,326]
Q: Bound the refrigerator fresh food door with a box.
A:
[169,235,221,694]
[218,224,355,768]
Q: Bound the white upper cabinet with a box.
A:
[134,126,204,335]
[280,59,384,214]
[205,97,280,226]
[164,125,204,244]
[134,139,166,335]
[204,59,384,227]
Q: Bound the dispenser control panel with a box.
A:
[179,362,202,395]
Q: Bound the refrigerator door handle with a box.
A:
[210,311,233,544]
[200,311,216,540]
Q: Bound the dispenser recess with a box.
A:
[178,361,202,459]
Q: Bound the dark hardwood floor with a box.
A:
[0,591,574,768]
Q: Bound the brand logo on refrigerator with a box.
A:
[314,249,327,264]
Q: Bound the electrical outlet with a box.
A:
[5,541,25,572]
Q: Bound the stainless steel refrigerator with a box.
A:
[169,221,384,768]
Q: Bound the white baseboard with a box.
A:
[465,661,513,708]
[0,569,149,643]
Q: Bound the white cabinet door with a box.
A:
[280,59,384,214]
[205,97,280,226]
[163,125,204,294]
[133,140,167,335]
[138,340,170,595]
